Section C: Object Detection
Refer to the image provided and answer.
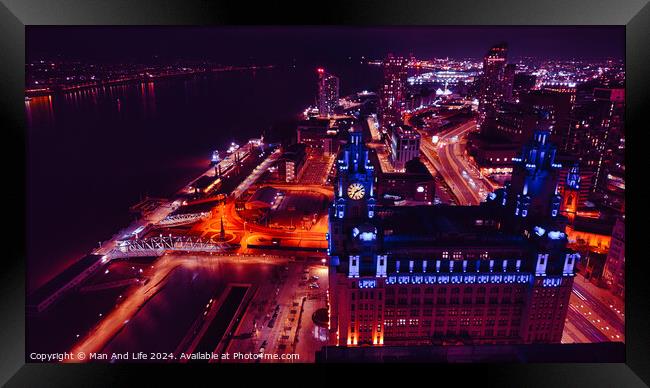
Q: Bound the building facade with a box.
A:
[276,143,307,183]
[389,125,420,171]
[379,54,410,128]
[602,216,625,297]
[375,159,435,205]
[567,86,624,199]
[328,128,577,347]
[478,43,508,133]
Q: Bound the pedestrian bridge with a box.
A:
[110,235,232,258]
[157,212,210,227]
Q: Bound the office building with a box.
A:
[389,125,420,171]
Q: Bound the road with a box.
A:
[572,278,624,335]
[195,186,330,253]
[566,304,609,342]
[563,273,625,343]
[418,120,485,206]
[222,260,328,362]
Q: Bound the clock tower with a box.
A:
[328,127,383,346]
[328,127,380,261]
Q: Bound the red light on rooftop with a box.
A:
[317,68,325,74]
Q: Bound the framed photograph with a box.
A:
[1,0,647,386]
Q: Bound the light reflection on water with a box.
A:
[102,261,273,356]
[26,64,380,293]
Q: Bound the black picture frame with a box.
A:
[1,0,647,386]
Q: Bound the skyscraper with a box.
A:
[478,43,508,134]
[318,68,340,117]
[567,86,624,205]
[379,54,409,128]
[502,63,516,102]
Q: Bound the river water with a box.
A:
[26,62,382,291]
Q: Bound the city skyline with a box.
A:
[25,26,625,363]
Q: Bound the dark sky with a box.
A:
[26,26,624,64]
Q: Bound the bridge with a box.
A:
[157,212,210,227]
[109,235,232,258]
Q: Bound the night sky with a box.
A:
[27,26,625,64]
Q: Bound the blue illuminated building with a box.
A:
[328,127,577,347]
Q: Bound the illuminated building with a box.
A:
[602,216,625,297]
[567,86,624,203]
[373,158,435,205]
[317,68,340,117]
[388,125,420,171]
[380,54,410,128]
[478,43,508,133]
[297,117,339,154]
[466,135,518,180]
[502,64,516,102]
[512,72,537,101]
[492,89,573,148]
[407,70,479,86]
[548,161,594,213]
[520,89,574,150]
[297,116,355,156]
[565,214,614,254]
[494,102,540,144]
[591,88,625,214]
[559,164,581,222]
[328,128,577,347]
[473,87,574,182]
[276,143,307,183]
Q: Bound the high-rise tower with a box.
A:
[318,68,340,117]
[478,43,508,134]
[379,54,409,128]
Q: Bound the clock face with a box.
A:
[347,182,366,200]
